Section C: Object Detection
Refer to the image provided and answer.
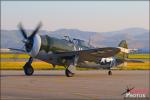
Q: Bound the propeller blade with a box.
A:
[29,22,42,39]
[18,23,28,39]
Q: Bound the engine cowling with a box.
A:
[27,34,41,57]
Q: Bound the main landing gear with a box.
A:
[65,56,78,77]
[23,57,34,76]
[65,64,76,77]
[65,68,74,77]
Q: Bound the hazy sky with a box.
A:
[1,1,149,32]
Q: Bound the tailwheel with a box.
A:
[65,68,74,77]
[23,63,34,76]
[108,70,112,75]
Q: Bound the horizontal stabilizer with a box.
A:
[125,59,144,63]
[8,48,26,53]
[117,47,129,53]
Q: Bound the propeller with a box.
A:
[18,22,42,52]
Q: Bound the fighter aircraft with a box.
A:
[9,23,130,77]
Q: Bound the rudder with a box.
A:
[118,40,128,49]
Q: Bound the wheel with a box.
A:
[65,69,74,77]
[23,63,34,76]
[108,70,112,75]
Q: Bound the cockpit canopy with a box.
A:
[63,36,93,48]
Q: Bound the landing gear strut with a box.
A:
[108,70,112,75]
[23,57,34,76]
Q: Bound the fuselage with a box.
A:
[33,35,94,66]
[28,34,126,68]
[40,35,94,52]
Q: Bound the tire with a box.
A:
[23,63,34,76]
[65,69,74,77]
[108,70,112,75]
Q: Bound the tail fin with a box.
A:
[116,40,128,60]
[118,40,128,49]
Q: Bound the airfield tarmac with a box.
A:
[0,70,149,100]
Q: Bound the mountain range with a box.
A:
[1,28,149,50]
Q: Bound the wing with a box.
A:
[77,47,120,62]
[55,47,120,63]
